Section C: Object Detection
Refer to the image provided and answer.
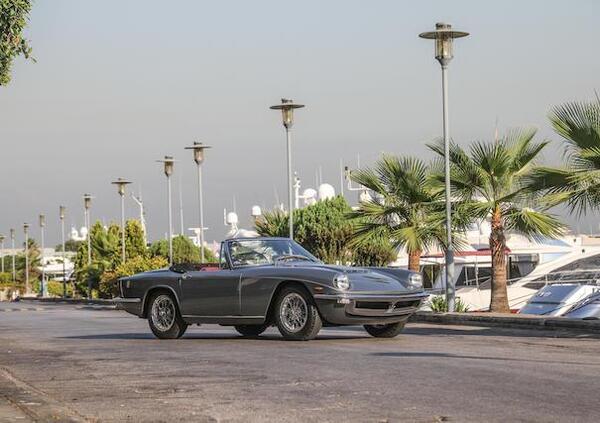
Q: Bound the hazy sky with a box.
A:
[1,0,599,246]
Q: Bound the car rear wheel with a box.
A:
[234,324,268,337]
[148,293,188,339]
[274,286,322,341]
[364,322,406,338]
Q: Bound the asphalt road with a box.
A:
[1,302,599,422]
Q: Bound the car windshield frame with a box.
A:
[226,238,319,269]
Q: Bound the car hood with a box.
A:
[278,262,417,292]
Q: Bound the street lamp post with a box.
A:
[83,194,93,298]
[185,142,211,262]
[59,206,67,298]
[10,229,16,283]
[39,214,46,297]
[270,98,305,240]
[23,223,30,294]
[111,178,132,264]
[419,22,469,312]
[157,156,175,265]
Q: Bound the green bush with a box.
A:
[427,295,470,313]
[149,235,216,264]
[0,272,12,284]
[99,255,169,298]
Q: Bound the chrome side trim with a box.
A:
[182,315,265,319]
[113,297,141,303]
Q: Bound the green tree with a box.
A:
[55,239,83,252]
[429,129,565,312]
[527,98,600,214]
[150,235,216,264]
[1,0,34,85]
[255,196,397,266]
[125,219,147,259]
[348,155,454,272]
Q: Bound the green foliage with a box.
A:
[99,255,168,298]
[0,271,12,284]
[427,295,470,313]
[428,129,565,240]
[54,239,83,252]
[527,97,600,215]
[149,235,216,264]
[46,280,72,297]
[73,219,153,297]
[0,0,33,85]
[255,196,397,266]
[348,155,470,271]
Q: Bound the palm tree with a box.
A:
[527,98,600,214]
[348,155,455,272]
[428,128,565,312]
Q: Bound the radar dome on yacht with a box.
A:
[302,188,317,205]
[226,212,239,225]
[318,183,335,201]
[251,205,262,217]
[80,226,88,237]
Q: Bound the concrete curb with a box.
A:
[409,311,600,333]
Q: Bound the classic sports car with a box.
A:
[114,237,427,341]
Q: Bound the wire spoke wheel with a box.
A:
[151,294,176,332]
[279,292,308,333]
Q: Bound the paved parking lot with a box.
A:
[1,301,599,422]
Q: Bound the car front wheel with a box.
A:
[274,286,322,341]
[148,292,188,339]
[364,321,406,338]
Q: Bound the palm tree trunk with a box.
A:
[489,208,510,313]
[408,249,421,272]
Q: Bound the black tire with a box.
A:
[234,324,268,337]
[147,292,188,339]
[363,321,406,338]
[274,286,322,341]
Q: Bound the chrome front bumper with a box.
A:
[314,291,428,319]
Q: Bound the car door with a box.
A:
[179,269,241,317]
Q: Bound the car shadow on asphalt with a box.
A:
[59,332,372,342]
[369,351,600,367]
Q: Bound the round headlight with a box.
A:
[333,274,350,290]
[408,273,423,289]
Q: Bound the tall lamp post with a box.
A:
[157,156,175,265]
[83,194,93,298]
[0,234,4,274]
[184,142,211,262]
[111,178,132,263]
[23,223,30,294]
[10,229,16,282]
[419,22,469,312]
[270,98,305,240]
[59,206,67,298]
[39,214,46,297]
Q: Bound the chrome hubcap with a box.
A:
[280,293,308,333]
[151,295,176,332]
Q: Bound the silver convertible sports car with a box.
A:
[114,237,427,341]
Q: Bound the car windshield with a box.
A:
[227,239,319,267]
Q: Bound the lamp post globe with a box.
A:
[111,178,132,264]
[157,156,177,265]
[419,23,469,312]
[270,98,305,240]
[185,142,212,262]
